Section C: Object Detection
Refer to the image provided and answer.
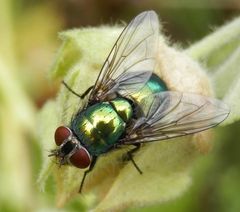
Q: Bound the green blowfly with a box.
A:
[49,11,229,193]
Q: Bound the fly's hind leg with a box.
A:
[62,81,93,99]
[79,156,97,193]
[125,144,143,174]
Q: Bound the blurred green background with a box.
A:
[0,0,239,211]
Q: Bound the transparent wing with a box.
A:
[121,92,230,144]
[89,11,159,103]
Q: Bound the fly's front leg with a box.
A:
[62,81,93,99]
[79,156,97,193]
[124,144,143,174]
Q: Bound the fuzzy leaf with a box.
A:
[185,17,240,72]
[222,74,240,126]
[185,16,240,126]
[37,100,59,191]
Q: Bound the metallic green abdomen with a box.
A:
[71,100,132,155]
[132,73,167,104]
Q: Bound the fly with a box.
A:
[49,11,229,193]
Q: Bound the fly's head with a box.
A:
[49,126,91,169]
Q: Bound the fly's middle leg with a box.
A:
[124,144,143,174]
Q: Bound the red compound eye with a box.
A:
[54,126,71,146]
[70,148,91,169]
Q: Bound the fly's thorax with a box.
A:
[71,101,130,155]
